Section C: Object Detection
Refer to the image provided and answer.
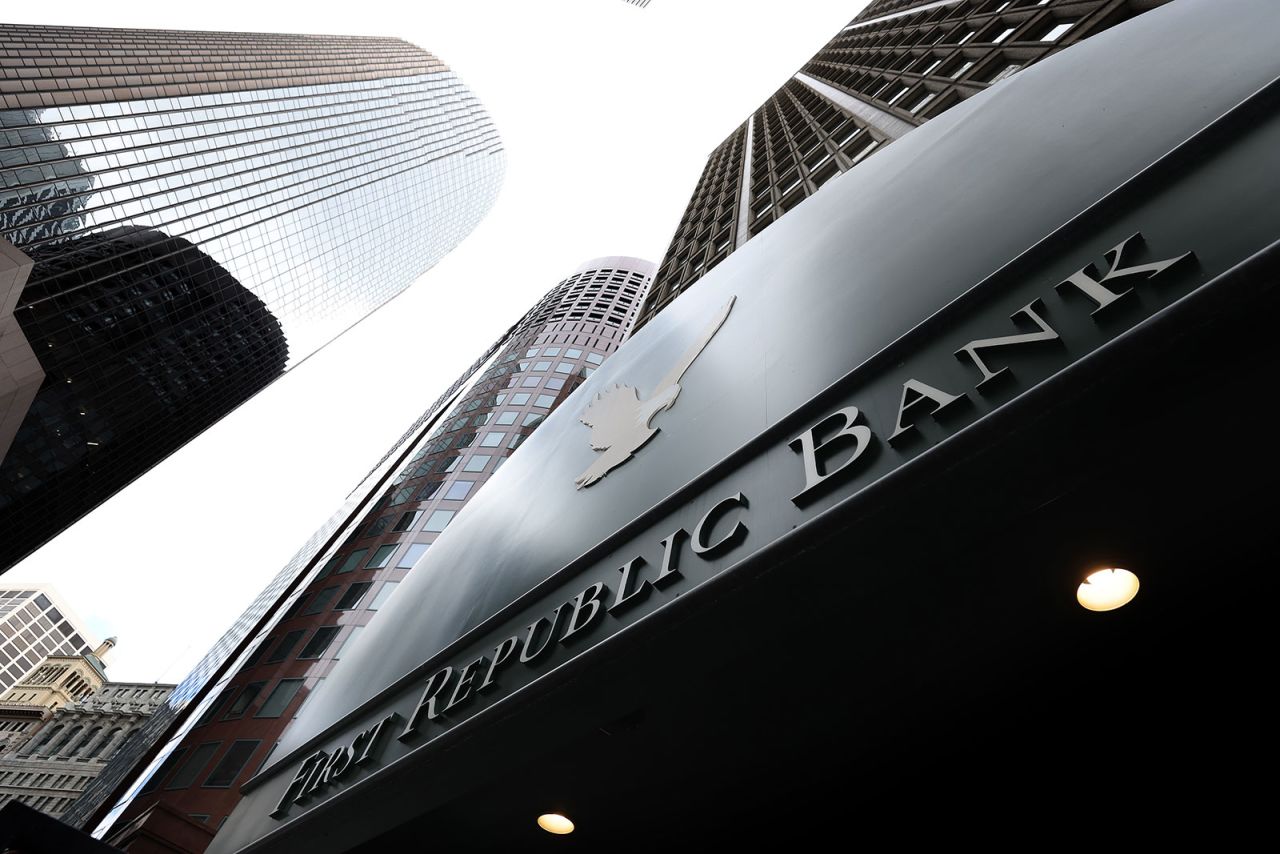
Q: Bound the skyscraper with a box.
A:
[0,23,504,571]
[67,258,654,846]
[635,0,1171,327]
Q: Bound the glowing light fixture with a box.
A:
[1076,567,1139,612]
[538,813,575,835]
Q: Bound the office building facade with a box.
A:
[0,23,504,571]
[636,0,1171,327]
[68,258,654,845]
[190,2,1280,848]
[0,586,95,696]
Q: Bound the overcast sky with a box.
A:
[4,0,869,683]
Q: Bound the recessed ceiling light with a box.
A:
[537,813,574,835]
[1076,567,1139,612]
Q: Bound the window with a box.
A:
[301,587,338,615]
[565,348,582,359]
[545,378,565,391]
[368,582,400,611]
[521,376,541,387]
[316,555,343,580]
[586,353,603,365]
[202,740,261,788]
[542,347,561,357]
[534,395,556,409]
[525,348,539,357]
[532,360,551,371]
[523,413,545,428]
[480,432,505,448]
[389,487,414,505]
[509,393,531,406]
[165,742,220,790]
[464,455,491,473]
[509,434,526,450]
[495,411,518,425]
[297,627,340,660]
[363,515,392,538]
[437,456,460,473]
[367,544,398,569]
[337,550,368,574]
[335,626,365,660]
[392,511,422,532]
[224,682,265,719]
[444,481,473,500]
[255,679,304,719]
[397,543,429,568]
[334,582,373,611]
[555,362,574,374]
[194,690,229,727]
[416,481,443,501]
[266,631,305,663]
[424,510,455,532]
[1039,20,1075,41]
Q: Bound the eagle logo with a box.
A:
[574,296,736,489]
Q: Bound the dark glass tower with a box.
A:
[0,23,504,571]
[67,258,654,847]
[635,0,1171,328]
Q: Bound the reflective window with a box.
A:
[534,395,556,408]
[495,411,518,425]
[337,550,368,574]
[334,582,373,611]
[201,740,261,788]
[509,393,531,406]
[297,627,340,660]
[223,683,265,720]
[254,679,304,719]
[424,510,455,532]
[266,631,305,663]
[444,481,473,500]
[301,587,338,616]
[166,742,220,790]
[463,455,491,473]
[368,582,400,611]
[367,545,398,569]
[396,543,429,568]
[392,511,422,532]
[480,432,505,448]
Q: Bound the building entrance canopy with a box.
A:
[211,2,1280,849]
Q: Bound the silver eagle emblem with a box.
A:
[574,296,736,489]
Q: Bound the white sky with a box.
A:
[4,0,869,683]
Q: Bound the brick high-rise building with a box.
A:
[0,23,504,571]
[636,0,1171,327]
[66,257,654,849]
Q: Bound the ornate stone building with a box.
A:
[0,640,173,821]
[0,638,111,757]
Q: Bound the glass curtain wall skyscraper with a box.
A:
[635,0,1170,327]
[0,23,504,571]
[69,258,655,846]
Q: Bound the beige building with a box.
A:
[0,639,172,820]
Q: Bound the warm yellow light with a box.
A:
[537,814,575,835]
[1076,567,1139,611]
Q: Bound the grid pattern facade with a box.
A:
[73,259,655,839]
[0,587,92,696]
[635,0,1168,328]
[0,23,504,572]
